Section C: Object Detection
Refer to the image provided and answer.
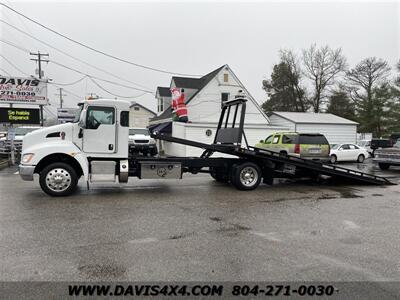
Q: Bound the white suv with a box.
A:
[128,128,158,156]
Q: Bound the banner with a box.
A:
[0,107,40,124]
[0,76,48,105]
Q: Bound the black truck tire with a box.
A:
[39,162,78,196]
[378,163,390,170]
[210,167,229,183]
[231,162,261,191]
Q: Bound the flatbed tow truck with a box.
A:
[19,93,394,196]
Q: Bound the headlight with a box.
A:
[21,153,35,164]
[149,138,156,144]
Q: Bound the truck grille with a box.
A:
[134,140,149,144]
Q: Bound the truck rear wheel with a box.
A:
[231,162,261,190]
[39,162,78,196]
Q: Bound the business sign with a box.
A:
[0,76,48,105]
[0,108,40,124]
[57,108,77,123]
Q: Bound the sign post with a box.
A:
[8,126,15,165]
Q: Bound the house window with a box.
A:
[223,73,229,83]
[221,93,230,104]
[160,99,164,112]
[134,106,140,111]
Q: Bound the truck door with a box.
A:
[83,106,116,154]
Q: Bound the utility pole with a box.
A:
[30,51,49,127]
[55,88,67,109]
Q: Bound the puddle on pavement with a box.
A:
[325,187,364,199]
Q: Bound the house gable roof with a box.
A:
[130,102,156,116]
[151,65,226,122]
[172,77,203,89]
[271,111,358,125]
[156,87,171,97]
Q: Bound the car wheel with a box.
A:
[330,155,337,164]
[231,162,261,191]
[378,163,390,170]
[357,154,365,163]
[39,162,78,196]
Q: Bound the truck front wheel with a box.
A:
[39,162,78,196]
[231,162,261,190]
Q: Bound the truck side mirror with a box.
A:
[79,109,87,128]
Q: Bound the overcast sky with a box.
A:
[1,1,399,115]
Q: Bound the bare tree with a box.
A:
[302,44,347,112]
[346,57,391,136]
[346,57,391,104]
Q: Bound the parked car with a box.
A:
[329,143,370,163]
[128,127,158,156]
[373,141,400,170]
[0,126,42,155]
[255,132,330,161]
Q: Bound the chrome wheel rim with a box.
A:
[239,167,258,187]
[45,168,71,192]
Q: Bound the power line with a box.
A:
[49,60,154,94]
[0,42,154,94]
[0,67,11,76]
[0,38,30,53]
[0,19,153,90]
[51,75,87,86]
[49,83,83,100]
[0,3,200,77]
[0,53,30,76]
[88,77,147,99]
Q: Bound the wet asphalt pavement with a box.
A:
[1,159,400,282]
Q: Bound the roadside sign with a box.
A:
[0,107,41,124]
[0,76,48,105]
[8,127,15,141]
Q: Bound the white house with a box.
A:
[269,112,358,144]
[129,102,156,128]
[150,64,286,156]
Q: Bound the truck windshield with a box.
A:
[129,129,149,135]
[73,104,84,123]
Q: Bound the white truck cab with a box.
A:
[19,99,131,196]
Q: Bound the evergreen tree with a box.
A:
[262,50,308,114]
